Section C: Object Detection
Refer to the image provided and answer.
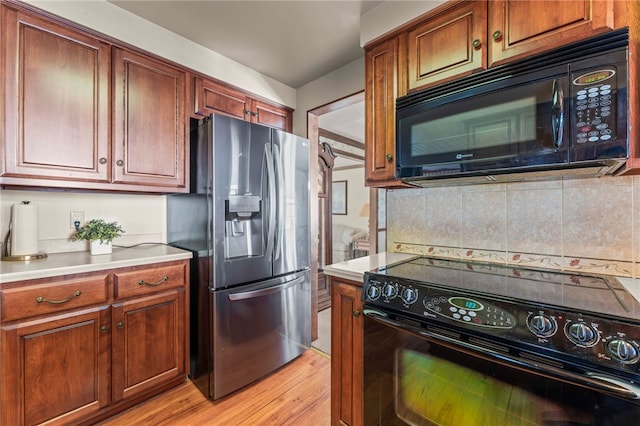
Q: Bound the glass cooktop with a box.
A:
[372,257,640,322]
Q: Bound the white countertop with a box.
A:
[0,244,192,283]
[323,252,416,282]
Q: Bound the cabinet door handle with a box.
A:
[138,275,169,287]
[36,290,81,305]
[385,153,393,163]
[472,39,481,49]
[99,157,107,164]
[352,310,361,317]
[117,321,125,329]
[116,159,124,167]
[492,30,503,41]
[100,325,109,333]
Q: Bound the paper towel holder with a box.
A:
[2,201,48,261]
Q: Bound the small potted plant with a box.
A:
[71,219,125,255]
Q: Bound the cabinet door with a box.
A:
[1,6,110,183]
[250,99,292,131]
[194,77,251,120]
[0,306,111,426]
[113,48,186,190]
[365,38,400,187]
[407,1,487,91]
[111,289,186,402]
[489,0,615,66]
[331,278,363,426]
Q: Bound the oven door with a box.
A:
[364,309,640,426]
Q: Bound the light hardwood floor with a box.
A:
[98,349,331,426]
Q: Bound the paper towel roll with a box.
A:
[11,202,39,256]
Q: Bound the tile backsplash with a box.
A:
[387,175,639,277]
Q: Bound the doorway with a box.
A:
[307,91,378,343]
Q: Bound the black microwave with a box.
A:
[396,29,629,186]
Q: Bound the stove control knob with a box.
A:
[401,287,418,305]
[527,314,556,337]
[565,322,599,347]
[382,283,398,299]
[606,338,640,364]
[366,283,381,301]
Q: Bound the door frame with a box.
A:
[307,90,378,340]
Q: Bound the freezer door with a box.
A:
[211,270,311,399]
[211,115,273,288]
[271,129,310,276]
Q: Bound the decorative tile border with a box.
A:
[393,242,635,277]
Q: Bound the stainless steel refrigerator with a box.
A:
[167,114,311,400]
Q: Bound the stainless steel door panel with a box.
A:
[211,270,311,399]
[271,129,310,276]
[211,115,272,288]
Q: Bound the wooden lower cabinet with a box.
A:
[1,306,111,426]
[330,277,363,426]
[112,289,185,402]
[0,260,189,426]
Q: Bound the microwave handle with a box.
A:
[551,79,564,148]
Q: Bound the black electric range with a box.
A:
[363,256,640,378]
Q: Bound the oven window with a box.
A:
[397,349,590,425]
[364,314,640,426]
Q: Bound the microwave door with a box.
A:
[397,76,570,176]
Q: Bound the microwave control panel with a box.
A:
[572,68,617,145]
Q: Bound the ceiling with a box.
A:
[108,0,383,89]
[107,0,380,166]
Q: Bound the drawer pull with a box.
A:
[138,275,169,287]
[36,290,81,305]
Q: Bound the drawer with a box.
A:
[1,274,110,322]
[114,262,187,299]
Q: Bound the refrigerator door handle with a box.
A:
[264,143,277,260]
[227,275,305,301]
[272,143,285,261]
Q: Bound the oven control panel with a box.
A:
[364,273,640,374]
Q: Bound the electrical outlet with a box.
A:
[70,211,84,230]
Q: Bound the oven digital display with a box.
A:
[450,297,483,311]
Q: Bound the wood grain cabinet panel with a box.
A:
[330,277,363,426]
[111,289,185,402]
[0,259,189,425]
[365,38,402,187]
[0,306,111,426]
[407,0,487,91]
[113,48,186,189]
[194,77,292,131]
[489,0,615,66]
[1,6,111,183]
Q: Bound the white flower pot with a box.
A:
[90,240,112,255]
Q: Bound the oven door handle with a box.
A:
[364,310,640,401]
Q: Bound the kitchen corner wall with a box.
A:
[0,189,166,254]
[387,175,640,278]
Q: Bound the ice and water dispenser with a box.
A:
[224,194,263,260]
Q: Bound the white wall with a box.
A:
[293,57,364,137]
[332,167,368,231]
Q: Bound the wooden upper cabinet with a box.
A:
[194,77,292,131]
[113,48,186,190]
[365,37,400,186]
[195,77,250,120]
[251,99,292,131]
[1,6,111,183]
[405,0,616,93]
[489,0,615,66]
[406,1,487,92]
